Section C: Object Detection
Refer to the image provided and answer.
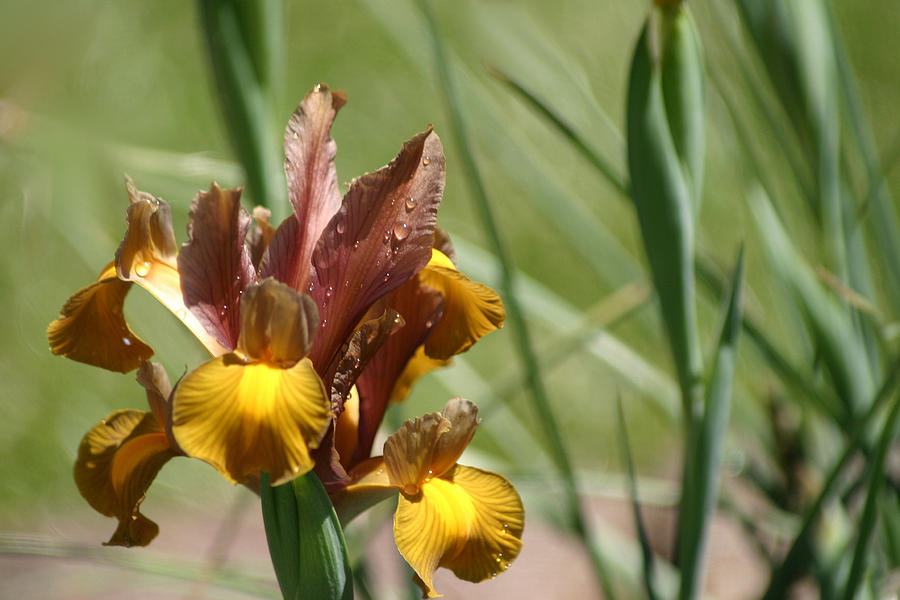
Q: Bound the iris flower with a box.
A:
[49,84,522,592]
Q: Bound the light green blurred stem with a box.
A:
[418,1,616,598]
[198,0,285,218]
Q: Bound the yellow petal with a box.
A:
[383,412,450,493]
[429,399,479,479]
[387,346,450,406]
[47,263,154,373]
[420,250,505,360]
[115,179,229,357]
[393,464,523,597]
[334,386,360,470]
[73,409,176,547]
[331,456,397,526]
[438,465,524,584]
[171,356,331,485]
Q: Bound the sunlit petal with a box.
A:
[330,456,397,526]
[171,356,331,485]
[383,412,450,493]
[178,183,257,350]
[262,84,346,291]
[421,250,505,360]
[237,278,318,365]
[248,206,275,269]
[47,262,153,373]
[115,180,228,357]
[308,129,445,374]
[136,361,173,437]
[387,347,449,406]
[73,409,176,547]
[430,399,479,478]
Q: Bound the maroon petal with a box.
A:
[353,281,443,465]
[261,85,346,291]
[247,206,275,270]
[178,183,257,350]
[308,129,445,375]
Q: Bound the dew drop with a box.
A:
[292,131,299,140]
[354,357,361,368]
[344,279,351,288]
[382,229,391,243]
[135,261,151,277]
[308,282,314,293]
[491,572,497,578]
[383,272,391,282]
[315,83,324,92]
[325,286,334,298]
[336,221,345,234]
[321,319,327,328]
[219,304,228,317]
[422,155,431,166]
[392,223,410,241]
[424,320,433,328]
[122,337,132,347]
[235,274,241,281]
[353,240,360,250]
[405,196,417,211]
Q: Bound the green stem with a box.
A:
[419,1,615,598]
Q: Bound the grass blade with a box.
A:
[763,356,900,599]
[419,1,616,597]
[487,65,629,197]
[616,396,660,600]
[678,248,744,600]
[841,391,900,599]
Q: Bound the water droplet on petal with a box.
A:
[352,240,360,250]
[382,229,391,243]
[321,319,327,328]
[325,286,333,298]
[383,272,391,282]
[344,280,350,288]
[336,221,345,234]
[392,223,410,241]
[122,337,132,346]
[135,261,151,277]
[405,196,417,211]
[422,155,431,166]
[425,320,433,328]
[308,282,314,293]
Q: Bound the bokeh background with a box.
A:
[1,0,898,598]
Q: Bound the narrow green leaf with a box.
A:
[678,248,744,600]
[616,396,660,600]
[842,394,900,600]
[749,188,873,414]
[487,64,629,197]
[763,356,900,599]
[260,472,300,599]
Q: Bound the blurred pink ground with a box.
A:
[0,486,767,599]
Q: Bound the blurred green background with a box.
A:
[1,0,898,598]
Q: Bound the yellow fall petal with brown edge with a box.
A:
[394,465,524,598]
[116,178,229,357]
[419,249,505,361]
[171,356,331,486]
[74,409,177,547]
[388,346,450,406]
[48,263,154,373]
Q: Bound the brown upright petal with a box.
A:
[353,281,443,465]
[308,129,445,375]
[178,183,257,350]
[261,84,347,291]
[429,398,480,478]
[47,263,153,373]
